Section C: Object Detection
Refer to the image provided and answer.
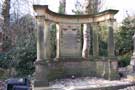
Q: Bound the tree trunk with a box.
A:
[82,0,100,58]
[2,0,11,51]
[59,0,66,14]
[83,0,100,14]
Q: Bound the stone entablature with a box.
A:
[33,5,118,23]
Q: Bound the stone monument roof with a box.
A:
[33,5,118,18]
[33,5,118,23]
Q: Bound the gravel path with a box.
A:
[49,77,133,90]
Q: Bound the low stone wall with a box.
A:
[47,58,120,81]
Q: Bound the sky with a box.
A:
[0,0,134,22]
[33,0,135,22]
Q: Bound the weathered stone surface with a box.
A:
[34,60,49,87]
[108,21,115,57]
[47,59,119,81]
[92,23,99,57]
[37,18,45,60]
[130,58,135,66]
[59,23,82,58]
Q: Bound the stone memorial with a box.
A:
[33,5,119,87]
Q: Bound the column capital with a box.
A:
[92,22,99,25]
[44,20,51,29]
[36,17,45,28]
[106,19,116,26]
[44,19,51,24]
[92,22,99,30]
[36,16,45,21]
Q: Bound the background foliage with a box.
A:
[116,16,135,67]
[0,15,36,77]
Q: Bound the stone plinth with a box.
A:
[130,56,135,66]
[34,60,49,87]
[129,56,135,74]
[127,73,135,81]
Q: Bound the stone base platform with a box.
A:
[47,58,120,81]
[34,80,49,87]
[33,81,134,90]
[34,57,120,88]
[34,87,59,90]
[34,85,134,90]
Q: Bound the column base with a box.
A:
[54,57,84,61]
[33,80,49,87]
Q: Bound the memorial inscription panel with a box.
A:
[60,23,82,57]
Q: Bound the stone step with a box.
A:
[34,84,135,90]
[119,85,135,90]
[34,87,63,90]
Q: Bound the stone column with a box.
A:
[44,20,51,59]
[56,23,61,59]
[34,17,49,87]
[92,23,99,57]
[107,20,119,80]
[107,20,115,57]
[82,24,90,59]
[36,17,45,61]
